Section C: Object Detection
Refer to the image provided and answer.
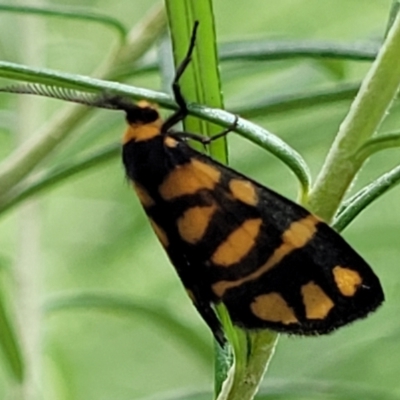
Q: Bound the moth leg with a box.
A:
[198,114,239,145]
[169,115,239,146]
[162,22,199,131]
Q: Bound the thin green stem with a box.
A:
[216,330,278,400]
[308,11,400,222]
[220,39,379,62]
[333,164,400,231]
[355,133,400,163]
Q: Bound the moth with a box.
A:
[118,23,383,345]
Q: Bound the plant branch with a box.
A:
[308,11,400,222]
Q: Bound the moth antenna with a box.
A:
[0,83,133,111]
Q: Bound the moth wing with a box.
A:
[139,142,383,337]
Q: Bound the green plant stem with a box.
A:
[216,331,278,400]
[308,10,400,222]
[333,164,400,231]
[354,133,400,163]
[220,39,379,62]
[165,0,227,161]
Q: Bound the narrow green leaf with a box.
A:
[333,164,400,231]
[165,0,227,162]
[355,133,400,164]
[220,39,379,62]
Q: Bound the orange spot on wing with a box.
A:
[251,292,298,324]
[159,159,221,200]
[229,179,258,206]
[333,266,362,296]
[177,204,217,244]
[211,218,262,267]
[301,282,334,320]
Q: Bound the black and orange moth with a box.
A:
[117,23,383,345]
[0,22,384,347]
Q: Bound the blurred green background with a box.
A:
[0,0,399,399]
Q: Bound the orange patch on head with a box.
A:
[137,100,155,109]
[229,179,258,206]
[212,215,318,297]
[159,159,221,200]
[122,101,162,144]
[133,182,155,208]
[333,266,362,296]
[149,219,169,248]
[123,124,162,144]
[177,204,217,244]
[301,282,334,320]
[211,218,262,267]
[251,292,298,324]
